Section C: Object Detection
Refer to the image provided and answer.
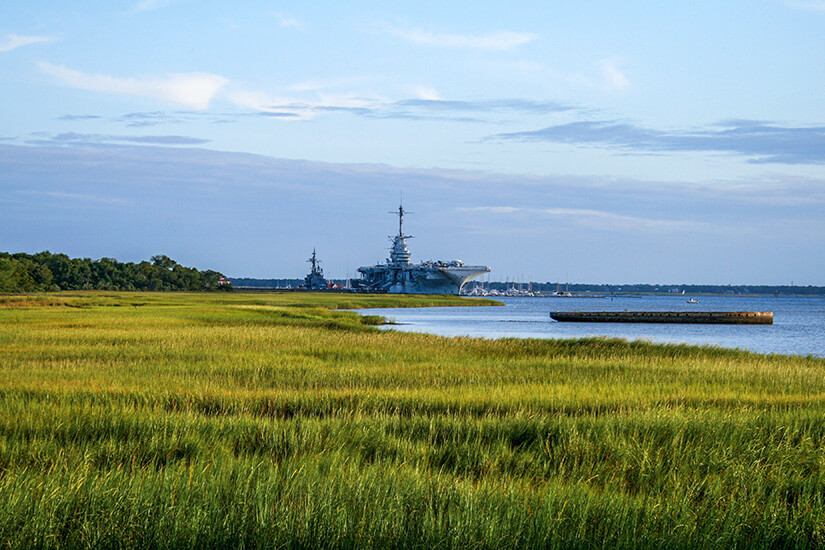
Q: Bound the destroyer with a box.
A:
[355,204,490,294]
[302,249,328,290]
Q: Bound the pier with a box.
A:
[549,311,773,325]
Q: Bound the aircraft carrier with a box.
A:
[355,204,490,295]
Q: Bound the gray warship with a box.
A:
[355,204,490,295]
[302,249,328,289]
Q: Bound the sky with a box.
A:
[2,0,824,284]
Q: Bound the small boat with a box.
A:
[686,298,700,304]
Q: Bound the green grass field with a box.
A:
[1,291,824,549]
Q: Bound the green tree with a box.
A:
[151,255,177,270]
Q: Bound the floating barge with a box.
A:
[549,311,773,325]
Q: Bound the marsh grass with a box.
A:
[1,291,824,548]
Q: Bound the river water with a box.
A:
[356,295,825,358]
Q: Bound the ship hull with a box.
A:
[356,265,489,295]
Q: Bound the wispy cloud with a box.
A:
[59,111,234,128]
[599,59,630,92]
[225,89,375,120]
[461,206,705,232]
[57,114,103,121]
[38,59,571,124]
[786,1,825,12]
[492,119,825,164]
[395,98,571,115]
[286,76,376,93]
[40,62,227,110]
[36,191,128,205]
[381,24,538,51]
[118,111,188,127]
[132,0,180,13]
[273,13,302,29]
[227,87,571,122]
[28,132,209,146]
[0,33,55,53]
[412,86,443,101]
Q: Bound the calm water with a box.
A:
[357,295,825,358]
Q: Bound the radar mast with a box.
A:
[307,248,323,277]
[390,203,413,239]
[388,202,413,266]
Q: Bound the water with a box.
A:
[356,295,825,358]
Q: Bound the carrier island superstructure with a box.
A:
[355,204,490,295]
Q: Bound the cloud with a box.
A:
[57,114,103,121]
[395,98,571,115]
[461,206,705,232]
[224,85,571,122]
[38,60,569,124]
[40,62,228,109]
[29,132,209,146]
[36,191,127,205]
[313,97,571,123]
[492,119,825,164]
[59,110,237,128]
[114,135,209,145]
[2,142,824,283]
[348,98,572,123]
[273,13,302,29]
[118,111,186,127]
[0,33,54,53]
[286,76,375,93]
[132,0,180,12]
[381,24,538,51]
[225,89,375,120]
[786,1,825,12]
[463,206,519,214]
[599,59,630,91]
[413,87,443,101]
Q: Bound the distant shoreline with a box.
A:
[230,278,825,296]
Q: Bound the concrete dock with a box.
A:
[549,311,773,324]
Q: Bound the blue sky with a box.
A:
[2,1,824,284]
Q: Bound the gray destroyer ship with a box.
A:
[302,249,328,290]
[355,204,490,295]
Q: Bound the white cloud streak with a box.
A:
[462,206,707,232]
[600,59,630,91]
[273,13,302,29]
[132,0,180,12]
[226,88,390,120]
[37,60,572,123]
[0,33,55,53]
[40,63,228,109]
[786,1,825,12]
[38,191,128,205]
[384,25,538,51]
[413,86,443,101]
[38,62,383,117]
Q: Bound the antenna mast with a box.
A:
[390,203,413,239]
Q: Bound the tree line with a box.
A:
[0,252,230,292]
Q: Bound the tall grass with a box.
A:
[0,291,824,548]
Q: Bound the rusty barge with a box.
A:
[549,311,773,325]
